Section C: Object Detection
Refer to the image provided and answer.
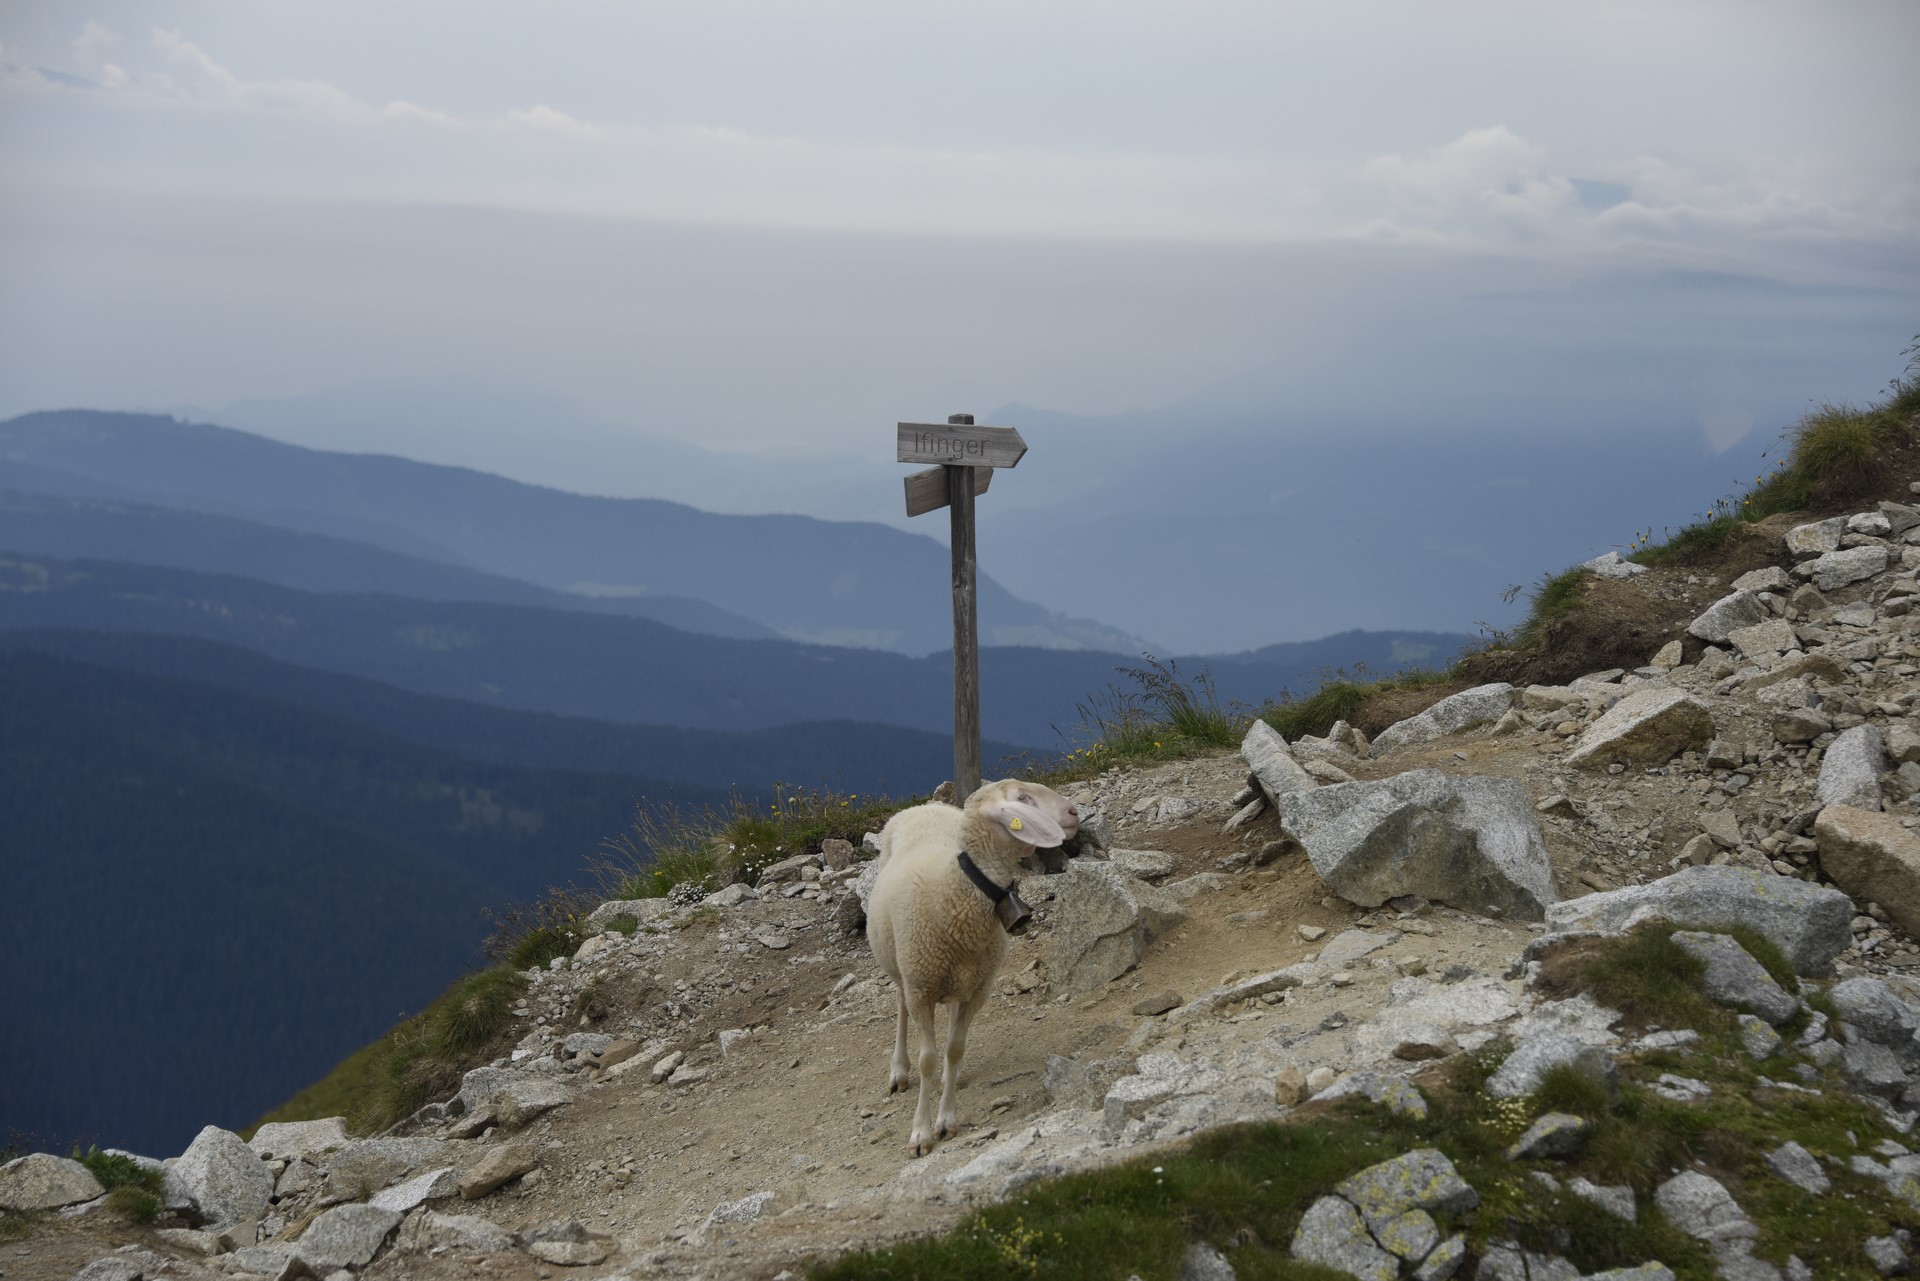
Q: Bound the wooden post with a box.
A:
[947,413,982,799]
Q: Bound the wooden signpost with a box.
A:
[897,414,1030,798]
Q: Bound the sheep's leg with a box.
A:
[936,992,985,1139]
[887,985,911,1094]
[906,993,942,1156]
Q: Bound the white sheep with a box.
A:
[866,778,1080,1156]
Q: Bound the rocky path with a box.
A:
[18,497,1920,1279]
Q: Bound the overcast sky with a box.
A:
[2,1,1916,462]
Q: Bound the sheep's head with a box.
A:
[967,779,1079,849]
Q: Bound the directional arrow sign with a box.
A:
[896,422,1028,469]
[903,464,991,518]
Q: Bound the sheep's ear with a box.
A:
[980,792,1066,848]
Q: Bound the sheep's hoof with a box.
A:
[936,1115,956,1139]
[887,1073,909,1095]
[908,1130,935,1157]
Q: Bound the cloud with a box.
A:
[383,100,462,128]
[1366,125,1548,208]
[71,20,115,66]
[506,104,602,140]
[150,27,373,121]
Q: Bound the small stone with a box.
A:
[1766,1141,1831,1194]
[1289,1195,1396,1281]
[529,1240,610,1266]
[1177,1242,1238,1281]
[1819,725,1890,811]
[1738,1014,1783,1060]
[1413,1234,1468,1281]
[457,1144,537,1200]
[1654,1170,1759,1247]
[296,1203,403,1271]
[1568,1177,1637,1221]
[1131,990,1184,1016]
[1670,931,1800,1025]
[1274,1064,1308,1106]
[1297,924,1327,942]
[1305,1066,1337,1093]
[1505,1112,1590,1160]
[1486,1033,1617,1099]
[1863,1235,1908,1276]
[1689,590,1771,643]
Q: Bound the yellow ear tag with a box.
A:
[1010,817,1023,831]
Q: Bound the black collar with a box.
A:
[956,850,1011,906]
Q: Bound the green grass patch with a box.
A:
[104,1185,161,1224]
[1556,923,1716,1030]
[73,1145,162,1195]
[1511,567,1591,648]
[1727,925,1800,995]
[252,962,528,1137]
[601,785,905,899]
[0,1210,35,1245]
[508,925,577,971]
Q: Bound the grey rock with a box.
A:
[1369,684,1515,755]
[1739,1014,1783,1060]
[1043,1055,1134,1110]
[1584,1269,1676,1281]
[1336,1148,1480,1228]
[422,1211,517,1253]
[1670,931,1799,1025]
[297,1203,402,1271]
[226,1244,296,1276]
[1813,806,1920,940]
[1276,769,1556,921]
[1476,1243,1529,1281]
[1774,706,1835,744]
[1241,719,1319,803]
[1319,928,1403,966]
[1831,977,1920,1050]
[1109,849,1176,881]
[1486,1032,1616,1099]
[1047,862,1188,995]
[1801,544,1890,591]
[1864,1235,1908,1276]
[249,1118,349,1163]
[1311,1072,1430,1119]
[454,1068,571,1130]
[703,881,759,909]
[1505,1112,1589,1160]
[1568,1177,1637,1221]
[1734,566,1794,593]
[1413,1234,1468,1280]
[1654,1170,1758,1247]
[167,1125,272,1233]
[70,1260,144,1281]
[1689,590,1771,643]
[320,1137,449,1200]
[1819,725,1889,811]
[369,1166,458,1212]
[1844,1040,1911,1099]
[1785,516,1846,558]
[1289,1195,1396,1281]
[457,1143,537,1199]
[582,897,676,934]
[1582,552,1647,579]
[1566,688,1717,769]
[1543,866,1852,976]
[1177,1242,1238,1281]
[1765,1141,1830,1194]
[1371,1206,1441,1261]
[0,1153,104,1211]
[1727,618,1800,660]
[706,1190,775,1228]
[531,1239,610,1266]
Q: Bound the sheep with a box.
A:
[866,778,1080,1156]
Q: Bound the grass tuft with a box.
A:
[1728,925,1800,995]
[508,926,576,971]
[1561,923,1715,1030]
[1532,1063,1614,1119]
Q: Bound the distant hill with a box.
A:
[0,410,1148,655]
[0,552,1475,747]
[0,490,781,640]
[0,649,702,1155]
[0,628,1028,793]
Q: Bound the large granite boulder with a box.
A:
[297,1204,403,1271]
[1817,726,1888,811]
[1814,806,1920,938]
[1276,769,1557,921]
[1048,862,1189,995]
[1369,684,1515,756]
[1565,688,1716,770]
[0,1153,104,1211]
[1544,866,1851,976]
[166,1125,272,1234]
[1242,718,1318,803]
